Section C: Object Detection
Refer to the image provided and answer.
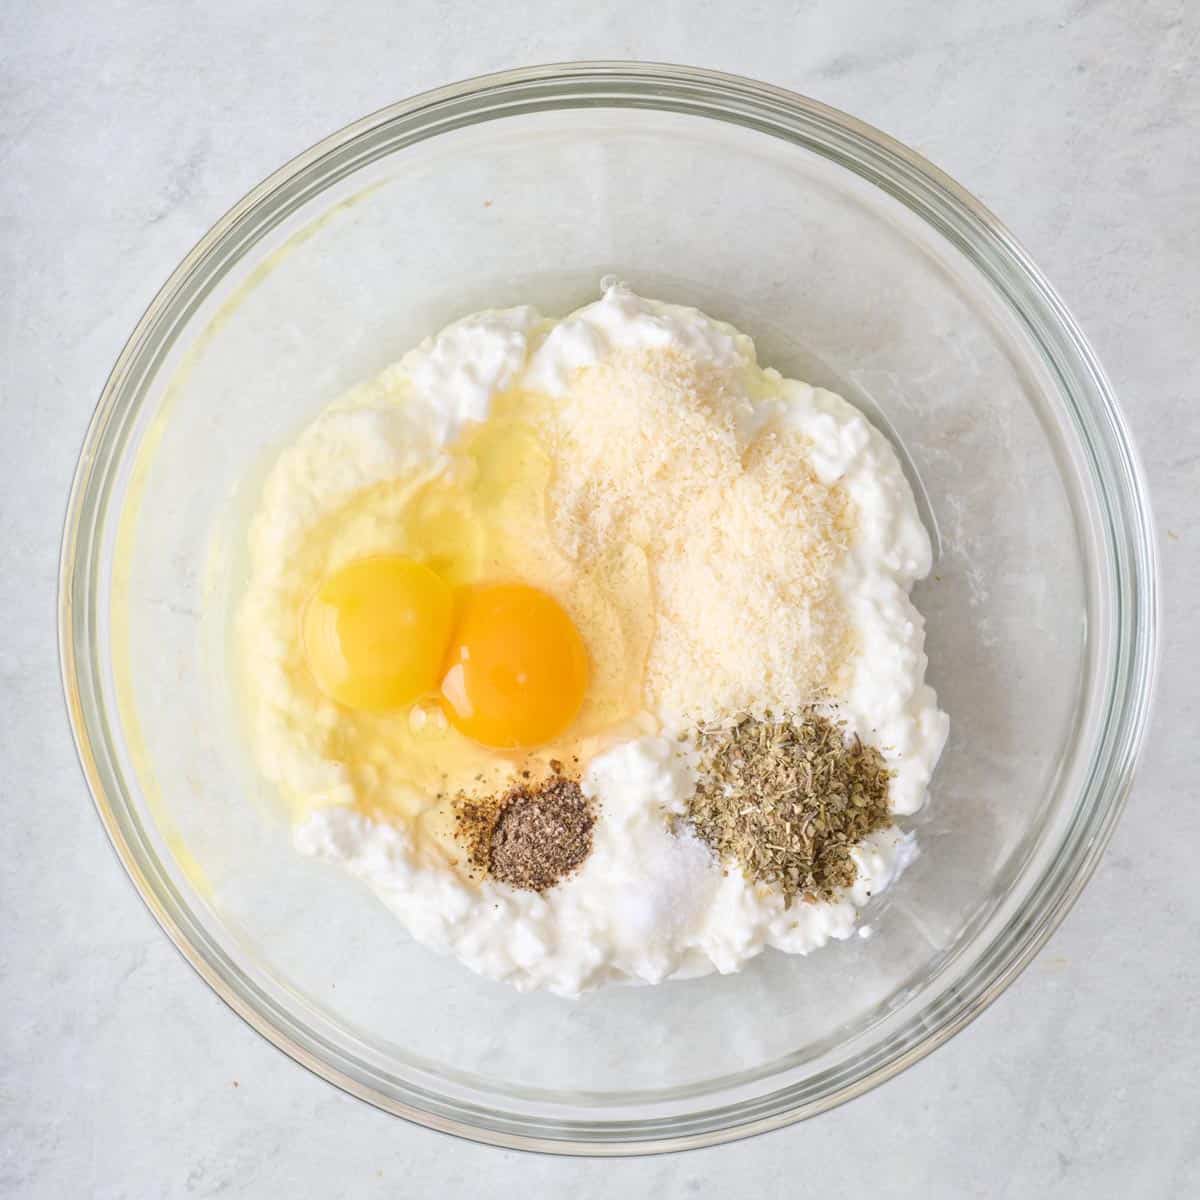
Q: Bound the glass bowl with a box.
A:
[59,63,1157,1153]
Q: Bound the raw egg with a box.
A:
[303,556,453,711]
[439,583,590,748]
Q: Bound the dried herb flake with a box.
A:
[686,712,893,904]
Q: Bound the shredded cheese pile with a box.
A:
[546,350,856,726]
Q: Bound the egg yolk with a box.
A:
[303,556,453,711]
[439,583,589,749]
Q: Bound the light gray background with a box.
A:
[2,1,1196,1196]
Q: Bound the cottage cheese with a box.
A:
[240,284,948,995]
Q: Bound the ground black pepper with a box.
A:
[453,772,595,893]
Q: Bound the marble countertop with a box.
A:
[3,1,1197,1196]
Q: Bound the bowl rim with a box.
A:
[58,60,1159,1155]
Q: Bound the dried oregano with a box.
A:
[685,712,893,904]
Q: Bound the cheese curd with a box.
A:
[239,284,948,995]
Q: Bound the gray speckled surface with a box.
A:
[2,1,1197,1196]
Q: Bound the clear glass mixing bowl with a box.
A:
[59,63,1157,1153]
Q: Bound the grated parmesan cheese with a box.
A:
[546,349,856,727]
